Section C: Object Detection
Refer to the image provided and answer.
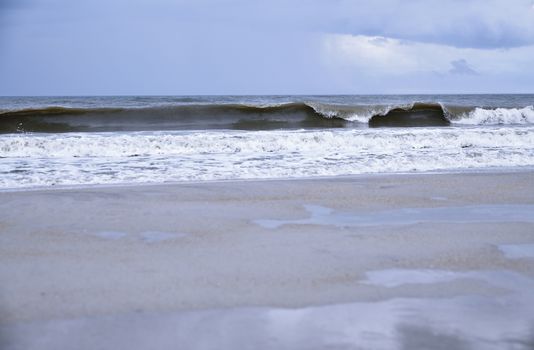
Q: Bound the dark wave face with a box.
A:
[0,103,448,133]
[0,96,533,133]
[0,104,349,133]
[369,103,450,127]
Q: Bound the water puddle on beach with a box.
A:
[139,231,188,243]
[362,268,534,290]
[430,196,448,201]
[87,230,188,243]
[90,230,128,240]
[255,204,534,229]
[499,243,534,259]
[7,268,534,350]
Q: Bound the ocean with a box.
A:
[1,94,533,189]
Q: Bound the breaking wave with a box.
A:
[1,102,533,133]
[452,106,534,125]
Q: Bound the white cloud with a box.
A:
[322,33,534,75]
[320,33,534,93]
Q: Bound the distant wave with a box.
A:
[0,104,345,133]
[1,102,533,133]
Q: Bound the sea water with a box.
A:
[1,95,533,189]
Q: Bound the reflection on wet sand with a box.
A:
[3,269,534,350]
[398,324,471,350]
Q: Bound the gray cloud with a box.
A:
[147,0,534,49]
[330,0,534,49]
[449,59,478,75]
[1,0,534,95]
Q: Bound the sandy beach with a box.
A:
[1,171,534,349]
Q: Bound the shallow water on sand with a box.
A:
[255,204,534,229]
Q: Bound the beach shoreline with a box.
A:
[1,171,534,348]
[2,165,534,193]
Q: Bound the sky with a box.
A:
[1,0,534,95]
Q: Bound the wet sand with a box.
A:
[1,171,534,349]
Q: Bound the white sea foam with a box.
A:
[453,106,534,125]
[308,102,391,123]
[1,126,533,189]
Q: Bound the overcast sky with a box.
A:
[1,0,534,95]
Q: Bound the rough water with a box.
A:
[1,95,533,189]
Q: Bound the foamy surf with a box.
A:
[452,106,534,125]
[1,126,533,189]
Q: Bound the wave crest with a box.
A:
[452,106,534,125]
